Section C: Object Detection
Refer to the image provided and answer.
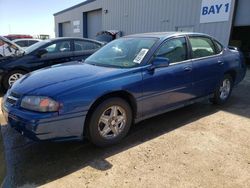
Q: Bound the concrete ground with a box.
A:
[0,70,250,188]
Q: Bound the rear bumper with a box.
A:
[235,65,247,85]
[2,105,87,141]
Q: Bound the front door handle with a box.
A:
[218,60,224,65]
[184,66,192,72]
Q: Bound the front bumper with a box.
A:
[2,102,87,141]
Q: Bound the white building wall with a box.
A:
[54,0,237,45]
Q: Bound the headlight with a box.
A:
[21,96,60,112]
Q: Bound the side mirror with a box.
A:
[36,48,48,57]
[151,57,170,69]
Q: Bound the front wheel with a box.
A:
[210,74,233,105]
[86,98,132,147]
[3,70,27,90]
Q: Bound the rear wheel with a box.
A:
[3,70,27,90]
[86,98,132,147]
[210,74,233,105]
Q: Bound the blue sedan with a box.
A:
[2,32,246,146]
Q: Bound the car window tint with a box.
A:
[155,37,188,64]
[189,37,216,58]
[45,41,71,53]
[74,40,101,51]
[29,40,38,46]
[86,38,157,68]
[15,40,27,47]
[213,40,223,54]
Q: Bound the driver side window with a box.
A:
[45,41,71,53]
[155,37,188,64]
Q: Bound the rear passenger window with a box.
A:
[74,40,101,52]
[155,37,188,64]
[189,37,216,58]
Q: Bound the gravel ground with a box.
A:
[0,70,250,188]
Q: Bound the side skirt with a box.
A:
[134,94,214,124]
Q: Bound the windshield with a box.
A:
[85,37,157,68]
[25,40,49,54]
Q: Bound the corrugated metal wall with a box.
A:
[54,0,236,45]
[54,0,103,38]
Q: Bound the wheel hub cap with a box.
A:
[98,105,127,139]
[219,79,231,100]
[8,73,23,86]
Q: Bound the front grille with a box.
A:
[6,92,21,105]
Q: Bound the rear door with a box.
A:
[141,37,194,116]
[188,36,224,97]
[72,39,102,61]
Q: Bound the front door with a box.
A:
[29,40,74,71]
[141,37,194,116]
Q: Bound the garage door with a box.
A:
[87,9,102,39]
[62,22,71,37]
[234,0,250,26]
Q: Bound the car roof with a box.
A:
[47,37,104,44]
[125,32,211,40]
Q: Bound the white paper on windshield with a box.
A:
[133,48,149,64]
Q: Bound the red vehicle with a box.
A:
[3,34,33,41]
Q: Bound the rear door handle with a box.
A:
[184,66,192,72]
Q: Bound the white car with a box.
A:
[13,38,41,49]
[0,36,24,57]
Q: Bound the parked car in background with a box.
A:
[0,36,24,57]
[96,30,122,43]
[0,37,104,89]
[13,39,42,49]
[4,34,33,41]
[2,32,246,146]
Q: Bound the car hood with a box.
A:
[0,55,19,63]
[11,61,137,97]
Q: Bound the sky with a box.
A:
[0,0,85,38]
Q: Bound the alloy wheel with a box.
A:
[98,105,127,139]
[219,78,231,100]
[8,73,23,86]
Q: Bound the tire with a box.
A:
[210,74,233,105]
[86,98,132,147]
[3,70,27,90]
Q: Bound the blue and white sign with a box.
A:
[200,0,232,23]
